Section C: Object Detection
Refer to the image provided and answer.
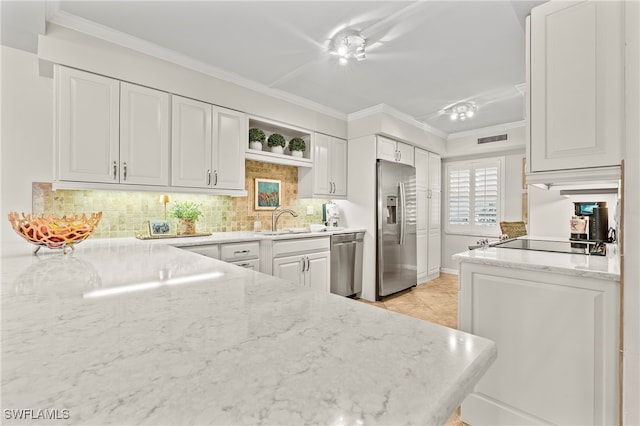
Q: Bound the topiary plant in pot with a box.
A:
[288,137,306,157]
[170,201,203,235]
[248,128,265,151]
[267,133,286,154]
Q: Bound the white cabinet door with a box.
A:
[306,251,330,292]
[396,142,414,166]
[212,106,246,190]
[416,189,428,231]
[415,148,429,189]
[119,82,170,186]
[427,231,440,277]
[57,66,120,183]
[459,262,618,425]
[313,133,332,195]
[416,231,427,280]
[376,136,398,162]
[171,96,212,188]
[330,137,347,197]
[273,254,304,286]
[529,0,623,172]
[428,153,441,235]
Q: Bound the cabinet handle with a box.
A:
[207,170,212,186]
[428,189,431,199]
[113,161,117,180]
[214,170,218,186]
[234,250,250,255]
[237,263,253,269]
[123,162,127,181]
[301,258,306,272]
[305,256,310,272]
[398,150,401,162]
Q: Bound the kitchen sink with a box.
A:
[256,228,311,236]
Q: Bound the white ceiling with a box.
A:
[3,1,547,136]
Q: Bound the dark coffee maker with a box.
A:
[572,202,608,241]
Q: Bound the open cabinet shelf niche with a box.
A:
[246,116,313,168]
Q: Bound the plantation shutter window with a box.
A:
[448,170,470,226]
[445,158,504,236]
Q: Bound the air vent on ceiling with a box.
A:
[478,134,508,144]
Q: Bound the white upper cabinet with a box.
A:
[171,96,212,189]
[298,133,347,198]
[119,82,170,186]
[57,66,120,183]
[529,0,624,173]
[172,98,246,191]
[212,106,246,191]
[377,136,414,166]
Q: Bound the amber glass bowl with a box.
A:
[8,212,102,254]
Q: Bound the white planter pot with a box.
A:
[271,146,284,154]
[291,150,303,158]
[249,141,263,151]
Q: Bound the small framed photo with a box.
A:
[149,220,171,236]
[255,178,282,210]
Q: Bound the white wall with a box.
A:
[440,151,526,273]
[623,0,640,422]
[1,46,53,244]
[334,135,377,301]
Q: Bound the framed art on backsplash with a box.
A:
[255,178,281,210]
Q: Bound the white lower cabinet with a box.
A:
[459,262,619,425]
[178,241,260,271]
[272,237,330,292]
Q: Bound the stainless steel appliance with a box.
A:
[377,159,417,299]
[330,232,364,297]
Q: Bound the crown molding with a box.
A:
[447,120,526,140]
[45,4,347,121]
[347,104,448,139]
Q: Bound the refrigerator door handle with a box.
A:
[399,181,406,245]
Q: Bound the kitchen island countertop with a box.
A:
[1,238,495,425]
[453,237,620,281]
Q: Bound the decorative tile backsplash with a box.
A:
[32,161,328,239]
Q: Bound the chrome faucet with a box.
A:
[272,206,298,231]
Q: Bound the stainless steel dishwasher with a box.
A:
[330,232,364,297]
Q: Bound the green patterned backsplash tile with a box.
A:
[32,161,329,239]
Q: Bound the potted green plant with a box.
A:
[169,201,203,235]
[248,128,265,151]
[267,133,286,154]
[288,137,306,157]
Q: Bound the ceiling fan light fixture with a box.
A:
[447,102,477,121]
[329,29,367,64]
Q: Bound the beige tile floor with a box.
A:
[358,273,466,426]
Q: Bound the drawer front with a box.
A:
[229,258,260,271]
[273,237,330,258]
[180,244,220,259]
[220,241,259,261]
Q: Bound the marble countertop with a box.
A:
[1,238,496,425]
[453,237,620,281]
[142,227,366,247]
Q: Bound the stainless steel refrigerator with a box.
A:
[377,159,417,299]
